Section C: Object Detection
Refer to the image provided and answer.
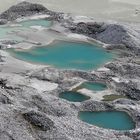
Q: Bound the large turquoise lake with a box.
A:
[79,111,135,130]
[9,41,115,70]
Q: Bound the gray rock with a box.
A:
[31,94,77,117]
[67,21,140,54]
[0,2,48,21]
[23,110,55,131]
[0,19,7,25]
[0,40,19,45]
[69,22,105,38]
[80,100,113,111]
[96,24,128,44]
[124,131,140,140]
[103,58,140,100]
[0,94,11,104]
[0,2,63,22]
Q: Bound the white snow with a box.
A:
[16,14,50,22]
[29,79,58,93]
[112,77,121,83]
[30,26,45,31]
[97,67,110,72]
[78,88,112,101]
[66,33,88,40]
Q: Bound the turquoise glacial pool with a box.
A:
[0,19,52,39]
[20,19,52,28]
[81,82,107,91]
[8,41,115,70]
[59,91,90,102]
[79,111,135,130]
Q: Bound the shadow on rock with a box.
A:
[23,110,55,131]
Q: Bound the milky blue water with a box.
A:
[81,82,107,91]
[0,19,52,40]
[79,111,135,130]
[8,41,115,70]
[59,91,90,102]
[20,19,52,28]
[0,26,26,39]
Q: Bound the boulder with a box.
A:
[23,110,55,131]
[0,19,7,25]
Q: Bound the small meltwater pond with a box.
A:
[0,19,52,40]
[59,91,90,102]
[79,111,135,130]
[19,19,52,28]
[79,82,107,91]
[8,41,115,70]
[0,26,27,39]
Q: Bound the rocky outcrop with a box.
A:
[69,22,105,38]
[23,110,55,131]
[102,58,140,100]
[80,100,113,111]
[66,21,140,54]
[0,2,63,22]
[0,2,48,21]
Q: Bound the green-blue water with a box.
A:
[20,19,52,28]
[0,26,26,39]
[59,91,90,102]
[0,19,51,39]
[81,82,107,91]
[79,111,135,130]
[8,41,115,70]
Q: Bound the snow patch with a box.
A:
[29,79,58,93]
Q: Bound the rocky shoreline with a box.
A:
[0,2,140,140]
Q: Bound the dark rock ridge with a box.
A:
[0,2,47,21]
[0,1,63,22]
[66,22,140,54]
